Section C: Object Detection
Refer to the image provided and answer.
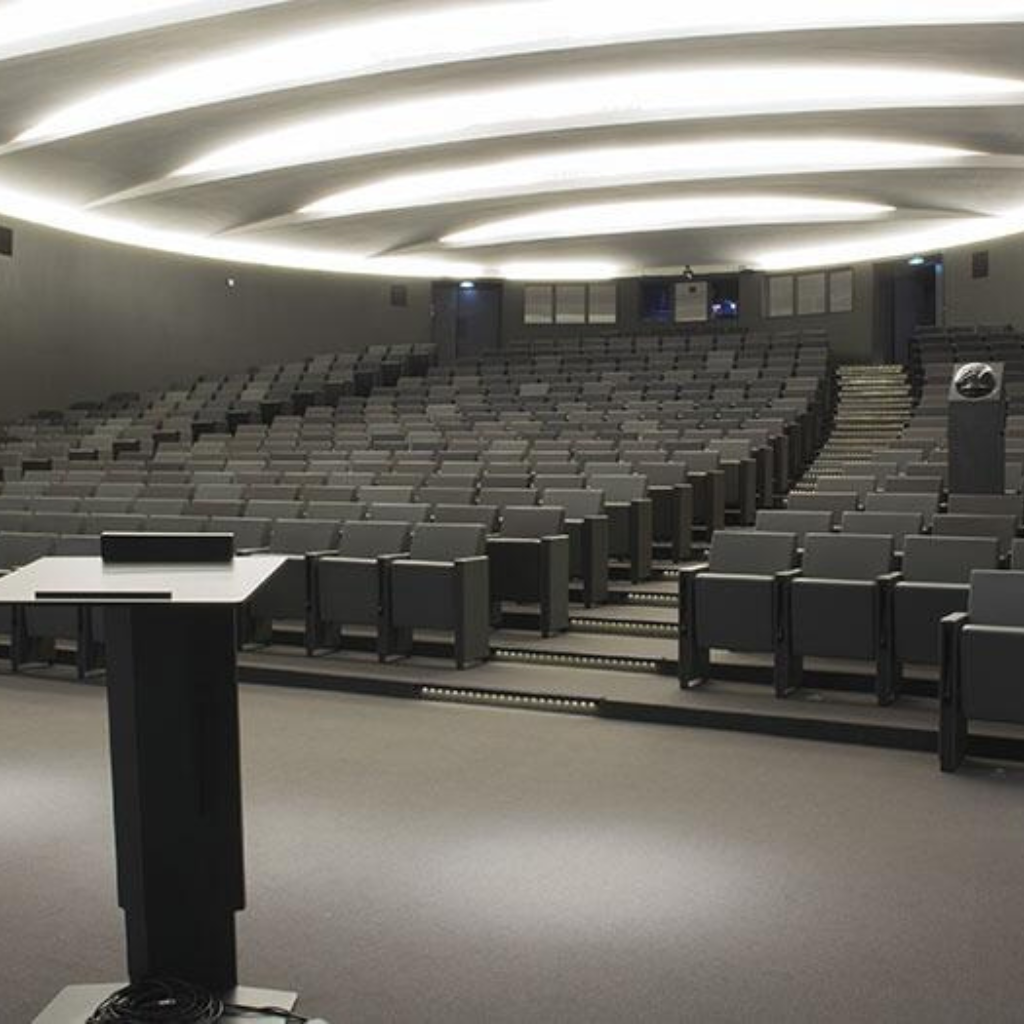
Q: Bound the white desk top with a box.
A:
[0,555,288,606]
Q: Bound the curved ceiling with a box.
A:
[2,1,1024,279]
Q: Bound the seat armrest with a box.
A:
[679,562,710,579]
[236,546,270,556]
[454,555,489,568]
[774,568,803,582]
[939,611,970,716]
[877,572,903,585]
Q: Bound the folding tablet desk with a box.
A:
[0,556,303,1023]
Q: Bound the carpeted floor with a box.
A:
[2,671,1024,1023]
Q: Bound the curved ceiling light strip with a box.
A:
[0,178,622,280]
[754,209,1024,269]
[14,0,1024,144]
[299,139,978,220]
[169,67,1024,183]
[0,173,1022,280]
[0,0,293,63]
[440,196,896,247]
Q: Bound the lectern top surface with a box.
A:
[0,555,288,606]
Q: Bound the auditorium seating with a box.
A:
[786,533,899,705]
[309,521,413,659]
[681,530,800,695]
[0,331,829,671]
[940,570,1024,771]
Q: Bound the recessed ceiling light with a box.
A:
[441,196,894,247]
[300,139,976,220]
[754,211,1024,269]
[0,0,288,62]
[169,67,1024,182]
[15,0,1024,141]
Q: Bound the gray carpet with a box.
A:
[3,672,1024,1024]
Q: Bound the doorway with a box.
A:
[431,281,503,361]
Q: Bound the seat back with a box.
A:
[932,513,1018,554]
[432,505,500,531]
[335,521,411,558]
[206,516,272,549]
[478,487,538,510]
[636,462,688,487]
[358,485,416,504]
[589,475,646,502]
[801,533,893,580]
[501,506,566,538]
[54,534,102,556]
[540,489,605,521]
[817,476,875,502]
[408,523,487,561]
[755,510,833,542]
[708,530,798,575]
[269,518,339,555]
[863,491,940,526]
[367,502,431,524]
[246,499,305,521]
[901,536,1001,584]
[839,511,924,547]
[0,531,58,568]
[969,570,1024,627]
[787,491,859,515]
[947,493,1022,524]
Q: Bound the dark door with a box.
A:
[431,281,503,360]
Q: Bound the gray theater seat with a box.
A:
[681,530,799,695]
[946,493,1023,526]
[22,534,104,678]
[786,533,898,704]
[893,536,1000,686]
[246,518,340,646]
[206,516,272,551]
[311,521,412,659]
[541,489,609,607]
[816,476,876,505]
[839,511,924,554]
[0,532,59,669]
[588,475,652,583]
[634,462,694,561]
[940,571,1024,771]
[433,504,500,531]
[389,523,490,668]
[478,487,538,511]
[863,491,940,528]
[133,497,189,516]
[932,513,1018,556]
[366,502,431,525]
[486,506,569,636]
[755,509,834,545]
[787,491,860,515]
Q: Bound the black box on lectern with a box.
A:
[101,531,234,563]
[948,362,1006,495]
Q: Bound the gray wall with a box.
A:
[944,234,1024,329]
[502,267,877,362]
[0,217,432,419]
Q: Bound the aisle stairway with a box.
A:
[795,365,912,490]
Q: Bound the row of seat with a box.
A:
[681,529,1024,706]
[0,509,574,674]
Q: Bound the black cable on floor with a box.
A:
[86,978,224,1023]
